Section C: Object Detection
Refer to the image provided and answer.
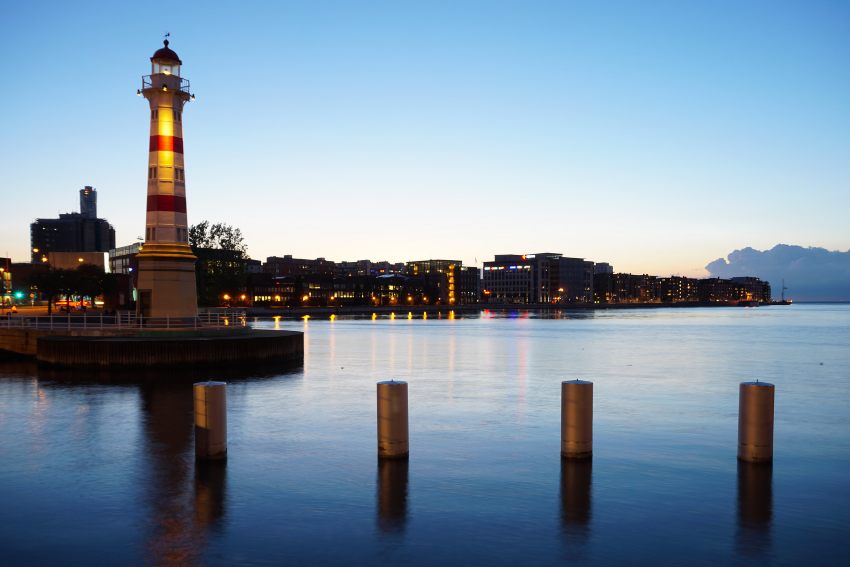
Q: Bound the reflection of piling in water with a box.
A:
[738,382,774,463]
[194,460,228,530]
[736,461,773,555]
[194,381,227,460]
[377,459,409,533]
[560,459,592,528]
[377,380,409,459]
[140,383,202,566]
[561,380,593,459]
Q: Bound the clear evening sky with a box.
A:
[2,0,848,276]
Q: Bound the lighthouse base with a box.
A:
[136,243,199,319]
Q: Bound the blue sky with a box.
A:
[2,0,848,276]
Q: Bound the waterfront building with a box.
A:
[699,277,771,304]
[594,262,613,275]
[335,260,373,278]
[592,273,770,304]
[455,266,481,305]
[332,275,375,305]
[730,277,772,303]
[592,273,658,303]
[483,254,536,303]
[246,259,263,274]
[406,260,461,304]
[556,257,594,303]
[658,276,700,303]
[134,39,198,317]
[265,255,336,277]
[30,186,115,263]
[483,253,594,304]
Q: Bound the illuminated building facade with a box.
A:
[483,255,535,303]
[405,260,460,304]
[658,276,700,303]
[135,40,198,318]
[483,253,594,304]
[1,257,10,306]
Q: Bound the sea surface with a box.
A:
[1,304,849,566]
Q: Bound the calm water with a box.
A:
[1,305,849,566]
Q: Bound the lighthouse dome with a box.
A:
[151,39,182,64]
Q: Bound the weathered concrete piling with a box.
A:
[561,379,593,460]
[738,381,775,463]
[377,380,409,459]
[194,381,227,460]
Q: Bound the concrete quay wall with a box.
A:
[0,328,145,358]
[36,330,303,369]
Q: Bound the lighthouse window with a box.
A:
[148,166,157,179]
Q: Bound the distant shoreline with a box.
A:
[244,301,807,318]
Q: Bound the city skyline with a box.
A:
[2,1,849,277]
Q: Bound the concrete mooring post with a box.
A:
[738,381,774,463]
[561,379,593,460]
[377,380,409,459]
[194,381,227,460]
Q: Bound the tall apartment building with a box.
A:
[30,187,116,263]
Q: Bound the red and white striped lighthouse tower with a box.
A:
[135,39,198,318]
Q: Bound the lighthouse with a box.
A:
[135,39,198,318]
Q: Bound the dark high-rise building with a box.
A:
[79,186,97,219]
[30,186,116,263]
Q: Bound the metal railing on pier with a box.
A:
[0,310,247,331]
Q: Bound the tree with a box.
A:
[73,264,105,305]
[189,221,250,306]
[29,269,64,315]
[189,221,248,256]
[27,265,108,314]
